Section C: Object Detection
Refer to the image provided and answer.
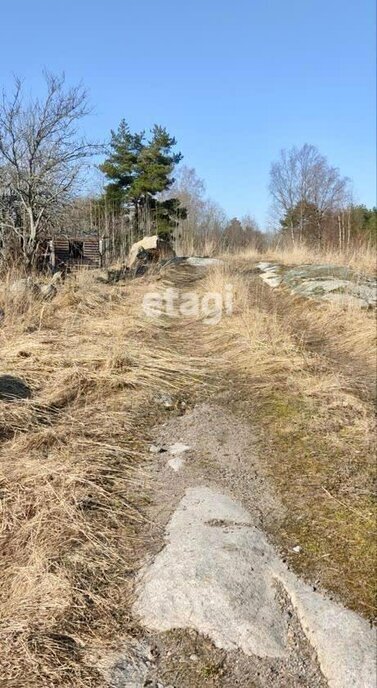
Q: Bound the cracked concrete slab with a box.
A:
[278,568,377,688]
[134,486,377,687]
[134,487,287,658]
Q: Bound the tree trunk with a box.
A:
[317,215,323,249]
[290,220,295,246]
[338,214,342,251]
[133,200,140,240]
[347,208,351,249]
[23,207,39,269]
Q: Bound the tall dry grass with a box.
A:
[225,242,377,276]
[175,233,221,259]
[196,261,376,618]
[0,251,375,686]
[0,268,205,687]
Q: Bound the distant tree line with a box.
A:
[162,166,267,255]
[0,73,375,268]
[269,144,376,249]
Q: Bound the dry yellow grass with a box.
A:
[0,269,205,687]
[225,242,377,276]
[145,257,376,620]
[0,251,375,685]
[197,260,376,618]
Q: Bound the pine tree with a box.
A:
[99,121,184,239]
[152,197,187,240]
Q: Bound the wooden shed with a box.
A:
[49,235,106,269]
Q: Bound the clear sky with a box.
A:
[0,0,375,227]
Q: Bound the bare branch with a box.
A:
[269,144,350,246]
[0,72,102,264]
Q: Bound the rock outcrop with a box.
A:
[127,235,175,270]
[257,262,377,308]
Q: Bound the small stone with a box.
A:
[168,456,185,472]
[169,442,191,456]
[39,283,57,300]
[189,654,199,662]
[149,445,166,454]
[292,545,302,553]
[155,393,174,409]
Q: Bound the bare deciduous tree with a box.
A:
[0,72,98,265]
[269,144,350,246]
[166,166,227,254]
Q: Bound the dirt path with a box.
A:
[96,402,375,688]
[1,261,375,687]
[89,263,376,688]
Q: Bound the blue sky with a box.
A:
[0,0,375,226]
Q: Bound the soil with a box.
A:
[96,403,329,687]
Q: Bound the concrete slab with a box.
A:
[134,487,288,658]
[277,568,377,688]
[134,487,377,686]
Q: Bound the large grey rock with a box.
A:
[8,277,58,301]
[127,236,175,269]
[257,262,377,308]
[256,262,283,287]
[134,487,377,687]
[8,277,40,298]
[282,264,356,284]
[322,293,370,308]
[186,257,223,267]
[39,283,57,300]
[289,278,354,297]
[0,374,32,401]
[127,235,159,269]
[134,486,288,658]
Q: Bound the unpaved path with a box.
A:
[99,403,376,688]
